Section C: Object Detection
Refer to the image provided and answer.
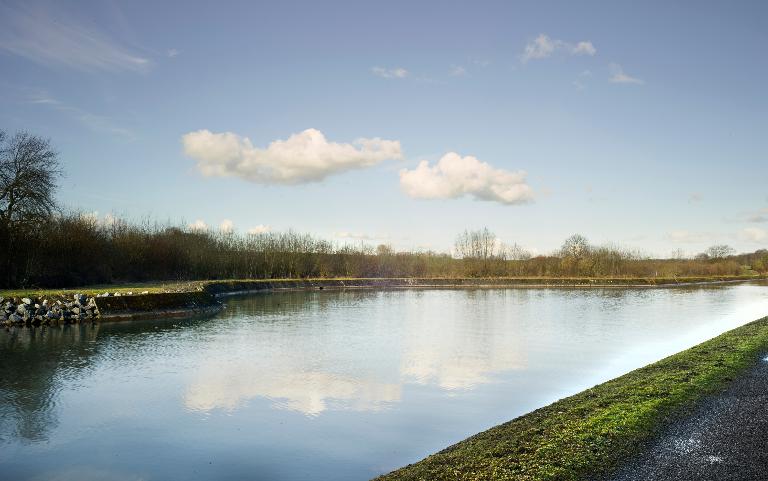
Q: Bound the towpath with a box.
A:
[607,355,768,481]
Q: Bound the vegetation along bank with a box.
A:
[374,316,768,481]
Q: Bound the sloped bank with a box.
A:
[373,316,768,481]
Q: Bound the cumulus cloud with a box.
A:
[739,227,768,243]
[219,219,234,233]
[609,63,644,84]
[189,219,208,231]
[521,34,596,62]
[399,152,534,205]
[182,128,403,184]
[371,66,409,79]
[247,224,271,235]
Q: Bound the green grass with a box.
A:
[374,316,768,481]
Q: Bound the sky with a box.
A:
[0,0,767,257]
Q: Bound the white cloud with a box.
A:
[449,65,467,77]
[0,3,149,72]
[167,48,180,58]
[573,41,597,56]
[247,224,272,235]
[189,219,208,231]
[182,128,402,184]
[219,219,234,233]
[521,34,596,62]
[399,152,534,205]
[609,63,644,84]
[739,227,768,243]
[371,66,409,79]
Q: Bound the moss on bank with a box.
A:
[374,316,768,481]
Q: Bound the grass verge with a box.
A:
[374,316,768,481]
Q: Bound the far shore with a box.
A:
[2,275,767,323]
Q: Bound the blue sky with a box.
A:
[1,0,766,256]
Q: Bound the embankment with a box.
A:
[373,316,768,481]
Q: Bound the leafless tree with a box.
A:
[704,244,735,259]
[560,234,590,259]
[0,130,61,230]
[454,228,498,259]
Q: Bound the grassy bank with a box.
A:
[375,316,768,481]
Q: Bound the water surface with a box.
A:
[2,284,768,481]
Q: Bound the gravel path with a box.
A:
[607,355,768,481]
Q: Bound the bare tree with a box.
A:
[704,244,735,259]
[0,130,61,229]
[560,234,590,259]
[454,228,498,259]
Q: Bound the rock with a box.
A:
[22,297,32,305]
[141,291,149,294]
[71,307,80,314]
[42,299,48,307]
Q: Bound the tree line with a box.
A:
[1,130,766,288]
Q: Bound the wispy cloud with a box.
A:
[28,91,134,138]
[0,2,149,72]
[739,227,768,243]
[666,230,713,243]
[167,48,180,58]
[182,128,402,185]
[449,65,467,77]
[609,63,644,84]
[730,207,768,223]
[521,34,596,62]
[334,231,387,241]
[371,66,409,79]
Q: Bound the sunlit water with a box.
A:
[2,284,768,481]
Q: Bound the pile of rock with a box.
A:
[1,294,100,327]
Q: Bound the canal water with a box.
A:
[2,284,768,481]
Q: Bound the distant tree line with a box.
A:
[1,130,766,288]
